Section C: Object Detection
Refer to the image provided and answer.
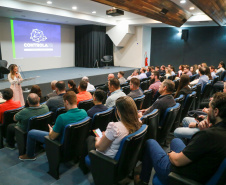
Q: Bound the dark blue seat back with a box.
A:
[1,106,24,137]
[221,70,226,81]
[133,95,145,110]
[181,91,196,122]
[172,95,185,131]
[140,81,149,91]
[27,111,54,132]
[201,80,213,102]
[142,89,153,109]
[91,107,114,131]
[55,107,66,119]
[141,109,160,140]
[78,99,94,111]
[120,82,128,87]
[114,125,147,180]
[61,117,91,160]
[158,103,180,144]
[122,85,130,95]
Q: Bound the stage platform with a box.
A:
[0,66,135,97]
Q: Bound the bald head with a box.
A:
[27,93,40,106]
[108,73,115,81]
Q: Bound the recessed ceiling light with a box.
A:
[47,1,52,5]
[189,7,195,10]
[72,6,77,10]
[180,0,186,3]
[92,11,96,14]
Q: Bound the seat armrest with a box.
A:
[169,172,202,185]
[15,126,26,135]
[89,150,118,185]
[45,136,62,179]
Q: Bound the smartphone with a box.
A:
[194,113,203,122]
[93,128,103,138]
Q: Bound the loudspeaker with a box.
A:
[181,29,189,41]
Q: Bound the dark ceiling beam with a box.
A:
[91,0,192,27]
[190,0,226,26]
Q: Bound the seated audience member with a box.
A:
[25,85,46,107]
[127,69,140,80]
[146,67,151,78]
[139,79,176,122]
[159,65,166,76]
[205,66,212,80]
[87,90,108,118]
[193,64,199,74]
[80,96,142,172]
[173,107,209,139]
[127,78,143,99]
[209,65,216,79]
[150,66,155,73]
[19,91,87,160]
[105,73,115,89]
[82,76,95,92]
[178,65,184,77]
[182,65,192,77]
[117,71,126,84]
[46,81,66,113]
[148,71,161,97]
[165,67,172,78]
[67,80,78,94]
[6,93,49,149]
[135,92,226,185]
[155,66,160,72]
[105,78,126,108]
[0,88,21,124]
[170,66,175,75]
[201,62,207,68]
[190,66,195,75]
[174,74,192,98]
[216,61,225,73]
[139,68,147,80]
[190,67,209,91]
[46,80,58,99]
[77,80,92,105]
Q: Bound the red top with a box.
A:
[0,99,21,123]
[77,91,92,105]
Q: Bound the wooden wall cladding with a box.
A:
[91,0,192,27]
[190,0,226,26]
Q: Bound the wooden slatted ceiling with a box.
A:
[91,0,192,27]
[190,0,226,26]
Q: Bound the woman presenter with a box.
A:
[8,64,25,106]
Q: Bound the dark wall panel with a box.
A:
[151,26,226,69]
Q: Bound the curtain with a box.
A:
[75,25,113,68]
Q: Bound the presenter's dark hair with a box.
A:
[109,78,120,89]
[63,91,77,105]
[2,88,13,100]
[94,90,106,104]
[30,85,42,97]
[55,81,66,91]
[79,80,87,91]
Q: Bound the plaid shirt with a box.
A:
[148,81,161,96]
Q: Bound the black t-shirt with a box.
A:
[171,122,226,183]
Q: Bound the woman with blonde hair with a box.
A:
[165,67,172,78]
[8,64,24,106]
[80,96,142,173]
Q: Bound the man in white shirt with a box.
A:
[139,67,147,80]
[127,69,140,80]
[82,76,95,92]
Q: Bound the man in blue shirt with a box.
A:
[87,89,108,118]
[198,67,209,91]
[19,91,87,161]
